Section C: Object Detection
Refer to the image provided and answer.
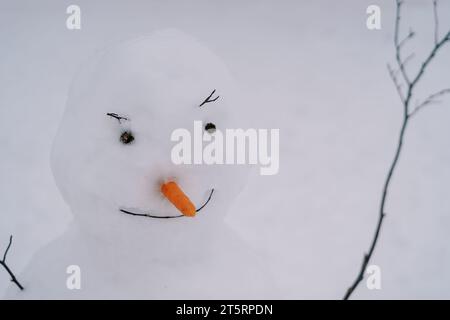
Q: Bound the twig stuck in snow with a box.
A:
[344,0,450,300]
[0,235,24,291]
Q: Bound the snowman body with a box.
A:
[5,30,274,299]
[7,222,272,299]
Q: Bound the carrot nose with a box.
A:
[160,181,196,217]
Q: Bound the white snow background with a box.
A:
[1,0,450,299]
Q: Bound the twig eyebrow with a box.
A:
[106,113,129,123]
[199,89,220,107]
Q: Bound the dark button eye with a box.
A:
[120,131,135,144]
[204,123,216,134]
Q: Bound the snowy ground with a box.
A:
[1,0,450,299]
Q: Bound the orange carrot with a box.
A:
[160,181,196,217]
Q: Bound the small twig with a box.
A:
[410,88,450,117]
[398,30,415,50]
[199,90,220,107]
[2,236,12,262]
[0,235,24,291]
[106,112,129,123]
[387,63,406,103]
[408,32,450,95]
[394,1,414,86]
[402,52,415,69]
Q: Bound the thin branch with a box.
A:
[344,0,450,300]
[394,0,414,86]
[0,235,24,291]
[410,88,450,117]
[409,30,450,93]
[387,63,405,103]
[398,30,415,50]
[402,52,415,68]
[344,117,409,300]
[2,235,12,262]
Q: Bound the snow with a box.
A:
[1,0,450,299]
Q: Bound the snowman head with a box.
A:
[51,30,250,243]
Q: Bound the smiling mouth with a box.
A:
[119,189,214,219]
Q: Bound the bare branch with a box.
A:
[394,0,414,86]
[387,64,405,103]
[0,235,24,291]
[409,31,450,92]
[409,88,450,117]
[398,29,415,50]
[402,53,415,68]
[344,0,450,300]
[344,111,408,300]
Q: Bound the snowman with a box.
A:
[5,30,275,299]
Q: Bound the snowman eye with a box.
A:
[204,123,216,133]
[120,131,135,144]
[199,89,219,107]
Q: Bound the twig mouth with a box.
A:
[119,189,214,219]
